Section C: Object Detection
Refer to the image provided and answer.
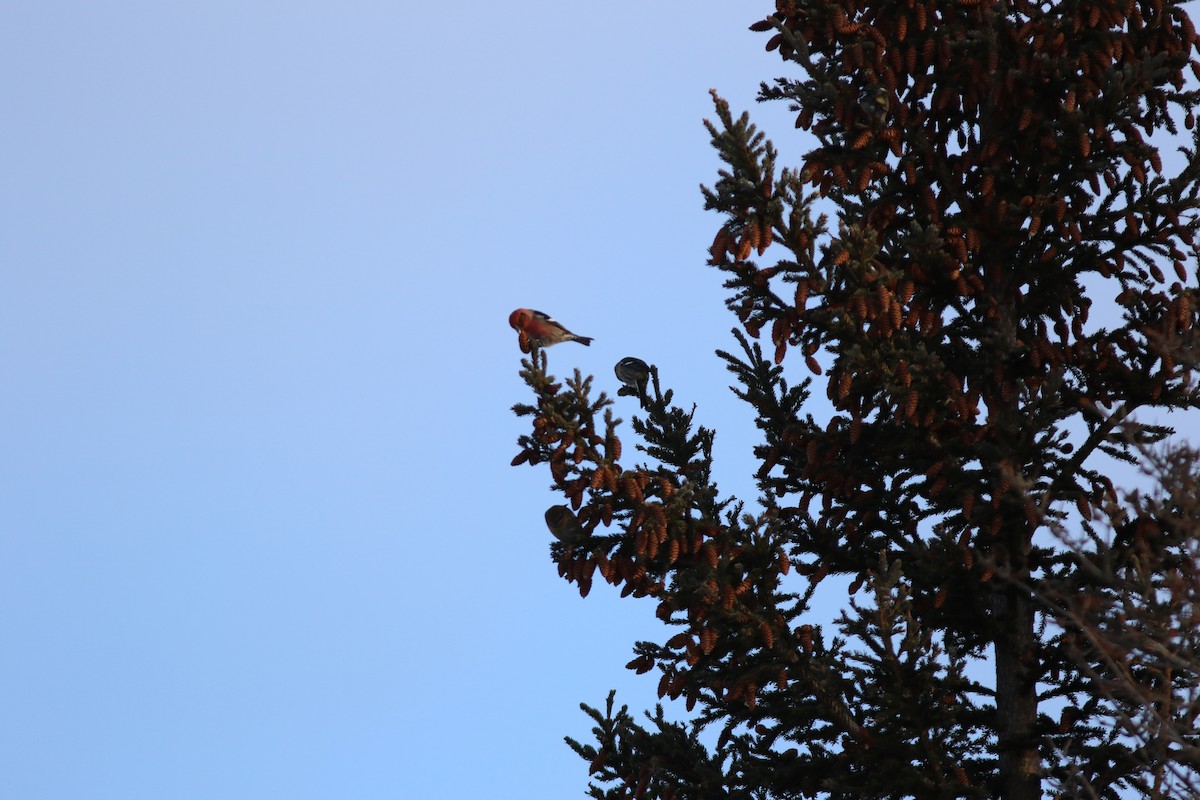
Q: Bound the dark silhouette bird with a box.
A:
[544,504,585,543]
[614,356,652,408]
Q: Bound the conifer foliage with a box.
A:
[511,1,1200,797]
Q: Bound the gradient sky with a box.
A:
[0,3,820,798]
[5,3,1197,799]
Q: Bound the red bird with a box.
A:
[509,308,593,351]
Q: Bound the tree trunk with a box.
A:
[995,586,1040,800]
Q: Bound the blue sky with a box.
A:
[0,3,812,798]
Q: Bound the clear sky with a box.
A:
[1,3,814,798]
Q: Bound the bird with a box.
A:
[858,86,889,125]
[509,308,593,352]
[614,356,651,408]
[544,504,585,543]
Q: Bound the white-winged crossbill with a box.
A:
[614,356,651,408]
[509,308,593,352]
[544,504,585,543]
[858,87,889,125]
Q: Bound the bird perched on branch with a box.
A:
[509,308,593,352]
[614,356,652,408]
[858,86,890,125]
[544,504,585,543]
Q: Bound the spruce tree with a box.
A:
[511,1,1200,797]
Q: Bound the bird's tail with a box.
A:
[573,335,594,346]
